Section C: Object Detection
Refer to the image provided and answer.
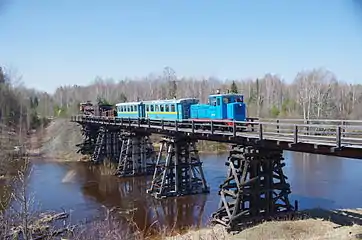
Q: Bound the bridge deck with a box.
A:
[71,115,362,159]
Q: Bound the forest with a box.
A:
[1,65,362,149]
[29,66,362,120]
[1,66,362,147]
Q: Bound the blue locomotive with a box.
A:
[190,93,246,122]
[115,93,247,122]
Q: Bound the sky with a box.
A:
[1,0,362,93]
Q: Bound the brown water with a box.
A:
[23,151,362,233]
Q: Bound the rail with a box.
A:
[259,118,362,125]
[71,115,362,151]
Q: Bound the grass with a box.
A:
[165,208,362,240]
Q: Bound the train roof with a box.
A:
[209,93,244,98]
[115,98,199,106]
[142,98,198,104]
[115,101,143,106]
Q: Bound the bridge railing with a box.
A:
[258,118,362,141]
[71,115,362,148]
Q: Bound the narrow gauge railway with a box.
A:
[80,92,249,129]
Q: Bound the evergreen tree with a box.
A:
[230,80,238,93]
[117,92,127,103]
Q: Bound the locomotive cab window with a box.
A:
[209,97,217,106]
[236,96,243,102]
[223,97,229,104]
[216,98,221,106]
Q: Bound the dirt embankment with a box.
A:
[169,209,362,240]
[29,118,84,161]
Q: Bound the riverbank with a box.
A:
[168,208,362,240]
[31,118,85,161]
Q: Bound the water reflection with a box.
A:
[77,164,208,233]
[284,151,359,209]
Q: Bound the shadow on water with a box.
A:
[19,151,362,235]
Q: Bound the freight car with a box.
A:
[80,101,116,117]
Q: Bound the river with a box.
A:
[24,151,362,233]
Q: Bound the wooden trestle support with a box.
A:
[76,125,99,155]
[147,137,209,199]
[115,132,156,177]
[90,127,122,163]
[77,124,156,177]
[212,145,296,231]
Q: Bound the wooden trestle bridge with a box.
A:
[70,115,362,231]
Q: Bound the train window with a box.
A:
[160,105,164,112]
[209,98,216,106]
[146,105,149,111]
[151,105,154,111]
[171,104,175,112]
[217,98,221,106]
[236,97,243,102]
[165,104,169,112]
[155,105,159,111]
[223,97,229,104]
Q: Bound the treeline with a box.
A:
[0,67,50,135]
[0,66,51,176]
[41,67,361,120]
[3,66,362,121]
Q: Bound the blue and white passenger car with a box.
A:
[115,101,144,119]
[143,98,199,121]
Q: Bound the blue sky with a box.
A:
[1,0,362,93]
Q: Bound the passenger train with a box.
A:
[114,93,247,123]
